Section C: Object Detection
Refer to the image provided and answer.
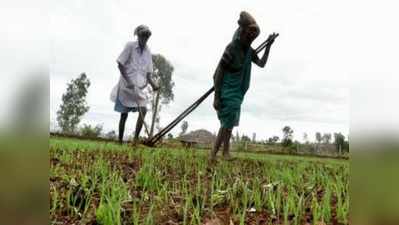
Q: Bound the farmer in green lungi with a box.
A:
[210,11,278,161]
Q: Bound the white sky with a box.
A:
[47,0,356,142]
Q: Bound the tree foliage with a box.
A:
[303,132,309,144]
[151,54,175,104]
[149,54,175,137]
[282,126,294,147]
[334,132,345,154]
[56,73,90,134]
[267,136,280,144]
[241,135,251,142]
[315,132,322,144]
[235,131,240,143]
[322,133,332,144]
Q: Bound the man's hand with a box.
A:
[152,84,160,91]
[266,32,279,46]
[147,72,159,91]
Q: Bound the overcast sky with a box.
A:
[48,0,355,141]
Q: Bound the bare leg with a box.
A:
[222,128,233,160]
[209,127,224,161]
[118,113,128,144]
[134,107,147,143]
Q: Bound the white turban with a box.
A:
[134,25,151,37]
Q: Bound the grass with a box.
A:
[50,137,349,225]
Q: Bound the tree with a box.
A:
[267,136,279,144]
[167,133,174,139]
[315,132,322,144]
[252,133,256,143]
[282,126,294,147]
[149,54,175,138]
[235,131,240,143]
[241,135,251,142]
[231,134,236,142]
[303,132,309,144]
[322,133,332,144]
[56,73,90,134]
[180,121,188,136]
[334,132,345,154]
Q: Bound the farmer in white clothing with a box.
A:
[110,25,159,144]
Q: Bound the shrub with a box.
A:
[234,141,248,152]
[80,124,103,138]
[105,130,117,140]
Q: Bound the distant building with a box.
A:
[178,129,216,148]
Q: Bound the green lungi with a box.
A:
[217,44,252,129]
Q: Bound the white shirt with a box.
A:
[110,41,153,107]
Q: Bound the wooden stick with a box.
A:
[137,106,150,137]
[145,87,214,146]
[149,91,160,138]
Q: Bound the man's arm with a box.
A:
[213,44,236,110]
[213,63,223,110]
[252,44,272,68]
[117,42,135,88]
[252,33,278,68]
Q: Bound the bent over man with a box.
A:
[110,25,159,144]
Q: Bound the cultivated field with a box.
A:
[50,137,349,225]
